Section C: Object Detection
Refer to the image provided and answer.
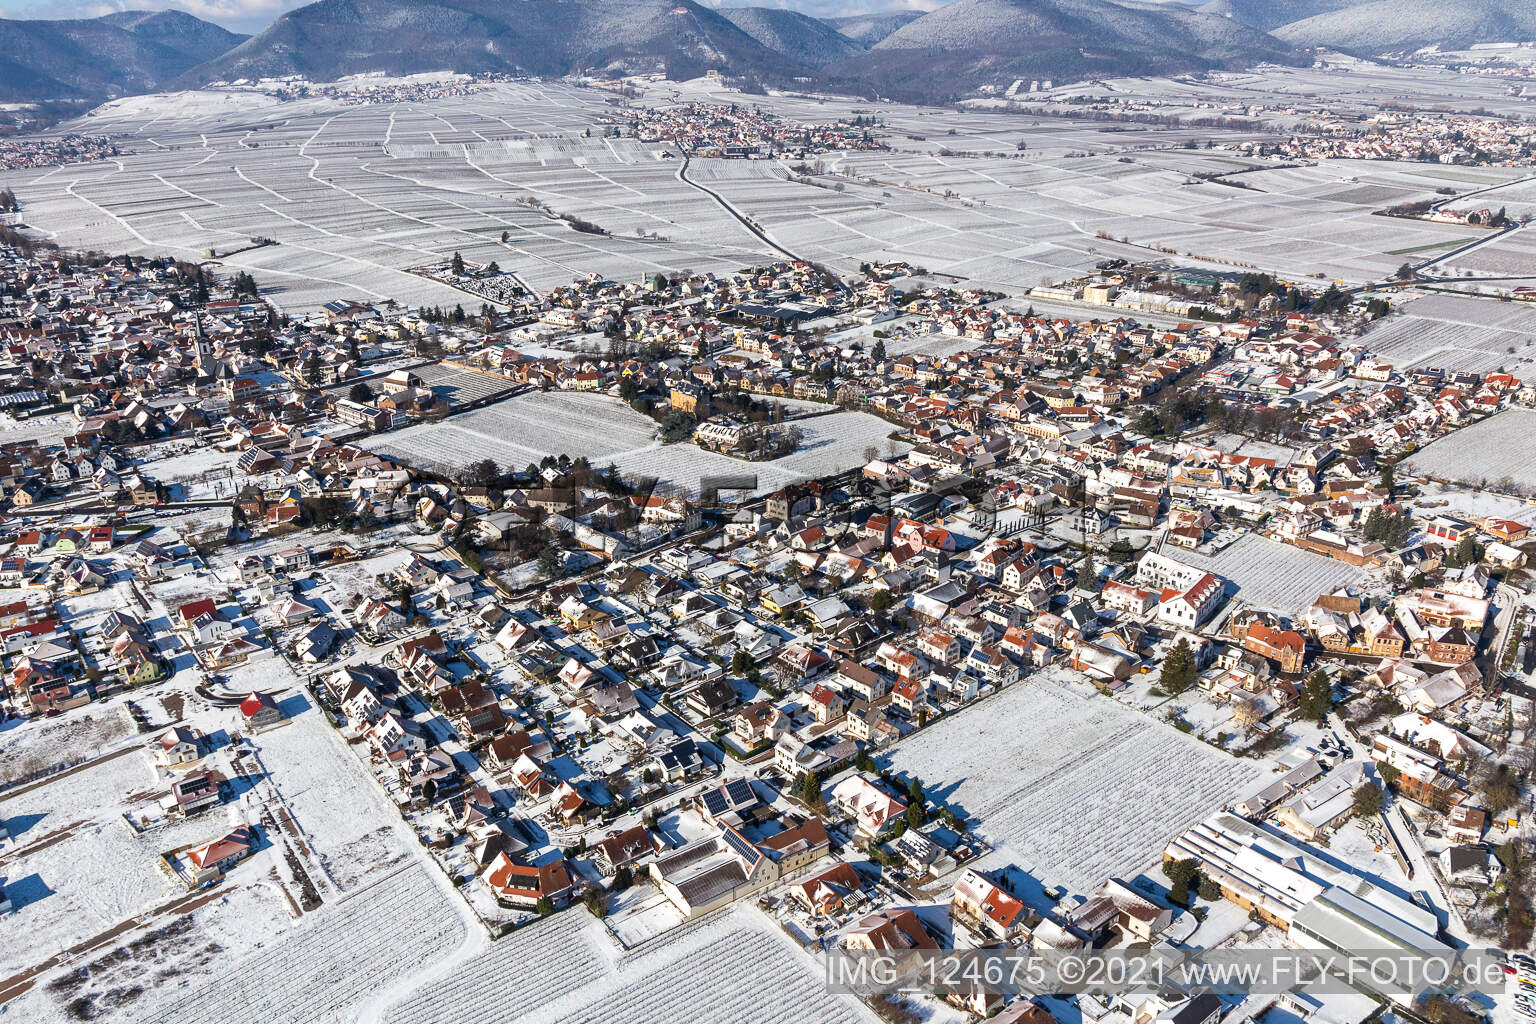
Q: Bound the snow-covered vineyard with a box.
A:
[142,866,467,1024]
[1170,534,1364,618]
[384,912,605,1024]
[384,909,874,1024]
[7,73,1532,313]
[885,675,1263,894]
[370,391,661,473]
[1361,293,1536,378]
[1405,407,1536,491]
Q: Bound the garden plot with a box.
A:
[885,672,1261,895]
[1168,533,1363,617]
[371,390,659,472]
[1405,408,1536,492]
[383,905,875,1024]
[140,864,467,1024]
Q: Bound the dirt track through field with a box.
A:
[0,819,87,865]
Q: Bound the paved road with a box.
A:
[675,155,801,262]
[1415,223,1524,279]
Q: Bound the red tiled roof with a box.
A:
[239,691,277,719]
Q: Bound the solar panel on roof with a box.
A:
[720,828,758,863]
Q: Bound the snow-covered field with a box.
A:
[370,391,659,472]
[242,697,421,893]
[1,74,1504,312]
[135,445,242,500]
[1171,533,1364,616]
[0,411,77,446]
[383,905,874,1024]
[371,400,903,495]
[0,700,137,785]
[0,740,184,977]
[1405,408,1536,491]
[1,84,769,311]
[1362,293,1536,378]
[141,864,467,1024]
[884,672,1262,895]
[1408,481,1536,528]
[383,911,605,1024]
[611,412,906,496]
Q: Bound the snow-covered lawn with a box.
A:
[1170,533,1364,617]
[137,446,243,500]
[884,671,1263,895]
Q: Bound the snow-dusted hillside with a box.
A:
[1272,0,1536,53]
[0,10,245,101]
[717,7,865,65]
[177,0,812,87]
[822,10,926,45]
[1195,0,1366,33]
[821,0,1298,103]
[872,0,1285,58]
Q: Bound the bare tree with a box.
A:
[1233,697,1264,729]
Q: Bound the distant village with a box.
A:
[609,102,885,158]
